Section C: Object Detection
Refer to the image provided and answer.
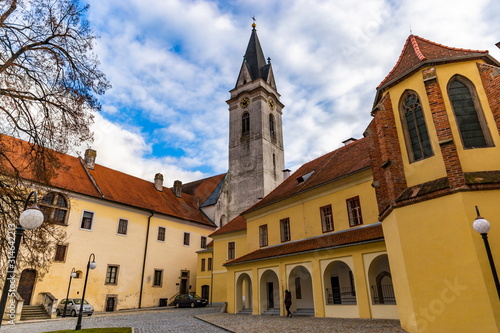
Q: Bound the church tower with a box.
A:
[225,23,285,221]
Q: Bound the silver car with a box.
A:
[56,298,94,317]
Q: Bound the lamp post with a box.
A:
[75,253,96,331]
[472,206,500,299]
[62,268,77,318]
[0,191,44,328]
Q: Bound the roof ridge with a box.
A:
[410,35,427,61]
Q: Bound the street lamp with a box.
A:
[62,268,77,318]
[472,206,500,299]
[0,191,44,328]
[75,253,96,330]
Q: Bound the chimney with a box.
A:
[154,173,163,191]
[84,149,96,170]
[282,169,291,180]
[342,138,357,146]
[173,180,182,197]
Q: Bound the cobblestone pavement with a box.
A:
[196,313,406,333]
[1,306,407,333]
[0,306,228,333]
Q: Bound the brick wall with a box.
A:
[477,63,500,135]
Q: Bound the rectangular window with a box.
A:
[320,205,334,232]
[208,258,213,271]
[153,269,163,287]
[280,218,290,242]
[201,236,207,249]
[105,265,119,285]
[228,241,235,260]
[183,232,190,246]
[201,258,206,272]
[117,219,128,235]
[347,196,363,227]
[54,244,67,262]
[80,211,94,230]
[295,277,302,299]
[259,225,268,247]
[157,227,166,241]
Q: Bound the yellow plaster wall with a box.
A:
[383,192,500,333]
[30,194,214,311]
[245,170,378,252]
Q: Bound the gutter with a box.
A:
[138,210,155,308]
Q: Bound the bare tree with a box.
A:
[0,0,110,283]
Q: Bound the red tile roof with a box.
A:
[378,35,490,89]
[225,223,383,265]
[1,134,215,227]
[181,173,226,204]
[245,138,371,213]
[210,215,247,237]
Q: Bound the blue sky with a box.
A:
[83,0,500,186]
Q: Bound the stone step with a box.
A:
[239,308,252,314]
[21,305,50,321]
[262,308,280,315]
[293,308,315,316]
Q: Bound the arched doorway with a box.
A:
[368,254,395,305]
[18,269,37,305]
[236,273,252,312]
[288,266,314,314]
[259,270,279,313]
[323,261,356,305]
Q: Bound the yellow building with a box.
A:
[198,35,500,333]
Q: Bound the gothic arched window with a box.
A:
[40,192,69,225]
[242,112,250,137]
[400,90,433,162]
[269,114,276,141]
[447,76,492,149]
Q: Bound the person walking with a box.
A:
[284,290,292,317]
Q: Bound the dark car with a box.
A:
[173,294,208,308]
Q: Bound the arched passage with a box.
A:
[288,265,314,313]
[323,260,356,305]
[236,273,252,312]
[368,254,395,305]
[259,269,279,313]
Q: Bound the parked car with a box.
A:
[173,294,208,308]
[56,298,94,317]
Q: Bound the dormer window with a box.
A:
[297,171,314,184]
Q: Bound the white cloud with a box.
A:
[82,0,500,181]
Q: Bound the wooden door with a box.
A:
[18,269,36,305]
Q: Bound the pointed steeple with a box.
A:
[236,22,276,89]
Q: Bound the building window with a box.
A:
[242,112,250,136]
[200,236,207,249]
[228,242,235,260]
[153,269,163,287]
[347,196,363,227]
[320,205,334,232]
[280,218,290,242]
[201,258,206,272]
[259,224,268,247]
[40,192,69,225]
[295,277,302,299]
[208,258,213,271]
[80,211,94,230]
[183,232,190,246]
[269,114,276,141]
[54,244,67,262]
[157,227,166,241]
[400,90,433,162]
[117,219,128,235]
[105,265,119,285]
[447,76,492,149]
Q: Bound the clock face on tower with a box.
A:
[268,99,275,110]
[240,97,250,108]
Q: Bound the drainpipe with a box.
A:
[139,210,155,308]
[210,250,214,306]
